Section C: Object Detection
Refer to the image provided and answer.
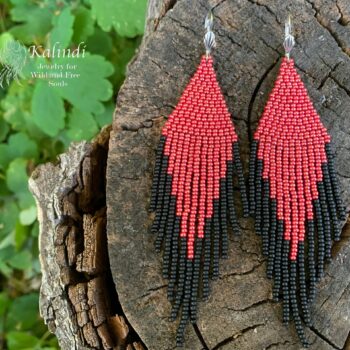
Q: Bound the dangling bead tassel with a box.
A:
[249,16,346,347]
[150,10,248,346]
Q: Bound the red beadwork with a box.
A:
[255,57,330,260]
[162,55,238,259]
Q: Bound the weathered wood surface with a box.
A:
[30,127,145,350]
[106,0,350,349]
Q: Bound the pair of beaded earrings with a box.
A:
[150,11,346,348]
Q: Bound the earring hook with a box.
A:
[204,9,216,57]
[284,15,295,59]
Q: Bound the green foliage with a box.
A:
[0,0,146,348]
[53,54,114,114]
[9,0,53,44]
[32,82,66,136]
[49,7,75,49]
[90,0,147,37]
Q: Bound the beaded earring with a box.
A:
[249,16,346,347]
[150,11,248,346]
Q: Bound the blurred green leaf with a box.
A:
[32,82,65,137]
[0,179,11,196]
[86,27,113,56]
[1,83,32,131]
[14,221,29,249]
[19,206,37,226]
[72,7,94,43]
[53,54,114,114]
[6,158,28,193]
[0,132,38,169]
[7,250,32,270]
[1,81,45,139]
[0,231,14,250]
[66,107,98,141]
[0,246,15,276]
[0,144,11,169]
[7,132,39,160]
[5,158,34,209]
[0,292,11,316]
[0,245,14,259]
[6,293,39,331]
[0,32,14,50]
[91,0,147,37]
[0,260,12,277]
[31,221,39,238]
[94,102,114,128]
[7,331,39,349]
[9,0,53,44]
[0,118,10,142]
[17,191,35,210]
[49,7,74,49]
[0,200,19,237]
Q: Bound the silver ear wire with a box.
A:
[204,10,216,57]
[284,15,295,59]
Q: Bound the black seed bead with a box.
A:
[273,221,284,300]
[318,181,332,261]
[167,216,180,301]
[162,190,175,279]
[282,240,290,323]
[314,199,325,280]
[154,219,166,251]
[226,161,240,235]
[190,238,202,323]
[261,181,270,256]
[150,136,166,211]
[171,238,187,321]
[159,200,175,254]
[151,156,169,232]
[233,142,249,217]
[307,220,316,303]
[182,259,193,318]
[267,200,277,279]
[156,175,172,251]
[151,205,161,233]
[176,326,186,348]
[202,219,212,300]
[212,201,220,279]
[248,140,258,215]
[298,242,311,326]
[220,179,228,258]
[255,160,263,234]
[322,163,340,240]
[325,144,346,221]
[175,259,192,347]
[290,261,309,347]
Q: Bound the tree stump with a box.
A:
[30,0,350,349]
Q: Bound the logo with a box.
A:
[0,40,87,89]
[0,39,27,88]
[28,42,86,58]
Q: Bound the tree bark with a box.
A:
[30,0,350,349]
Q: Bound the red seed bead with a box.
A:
[254,56,332,259]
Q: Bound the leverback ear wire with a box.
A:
[204,10,216,57]
[284,15,295,59]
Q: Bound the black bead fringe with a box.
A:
[249,140,346,348]
[150,139,248,346]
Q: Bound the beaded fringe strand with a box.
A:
[249,57,346,347]
[150,55,248,346]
